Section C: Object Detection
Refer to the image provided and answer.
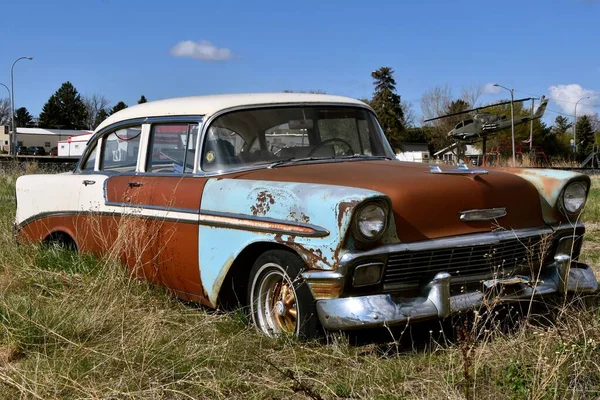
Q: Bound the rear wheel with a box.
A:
[248,250,320,338]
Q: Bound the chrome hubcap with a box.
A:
[253,264,298,336]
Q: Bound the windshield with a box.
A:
[201,106,394,171]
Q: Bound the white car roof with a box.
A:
[95,93,370,132]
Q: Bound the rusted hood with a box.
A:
[235,160,546,242]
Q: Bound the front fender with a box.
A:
[496,168,591,224]
[198,178,388,306]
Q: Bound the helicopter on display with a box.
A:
[425,95,549,142]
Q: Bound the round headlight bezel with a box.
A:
[353,201,389,242]
[560,181,588,216]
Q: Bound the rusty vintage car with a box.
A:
[14,93,598,337]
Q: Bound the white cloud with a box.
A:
[548,84,598,116]
[170,40,236,61]
[482,83,503,95]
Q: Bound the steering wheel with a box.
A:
[307,138,354,157]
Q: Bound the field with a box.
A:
[1,165,600,399]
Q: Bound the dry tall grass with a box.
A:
[0,166,599,399]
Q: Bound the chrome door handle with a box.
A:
[128,181,143,188]
[82,180,96,186]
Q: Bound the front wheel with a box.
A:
[248,250,320,338]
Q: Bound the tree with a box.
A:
[95,108,109,128]
[110,101,128,115]
[138,95,147,104]
[576,115,595,159]
[400,99,416,127]
[370,67,405,149]
[0,98,10,126]
[14,107,33,127]
[38,82,88,129]
[552,115,572,135]
[588,113,600,133]
[83,94,111,130]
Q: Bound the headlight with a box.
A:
[562,182,587,215]
[355,202,387,241]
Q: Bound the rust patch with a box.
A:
[337,200,360,228]
[288,211,311,224]
[250,190,275,216]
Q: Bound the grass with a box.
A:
[0,166,600,399]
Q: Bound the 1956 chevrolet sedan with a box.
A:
[15,93,598,337]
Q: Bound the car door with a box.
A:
[104,122,208,303]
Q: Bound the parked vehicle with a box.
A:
[16,146,29,155]
[28,146,46,156]
[49,147,58,156]
[14,93,598,338]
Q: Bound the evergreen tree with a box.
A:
[576,115,595,159]
[110,101,128,115]
[552,115,572,135]
[38,82,88,129]
[14,107,33,127]
[370,67,405,149]
[138,95,147,104]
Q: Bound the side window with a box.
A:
[202,126,246,171]
[82,142,98,171]
[147,123,198,173]
[101,126,142,172]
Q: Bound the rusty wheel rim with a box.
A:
[254,264,298,336]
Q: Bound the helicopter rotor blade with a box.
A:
[424,109,473,122]
[424,97,533,123]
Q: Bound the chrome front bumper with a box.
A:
[316,257,598,331]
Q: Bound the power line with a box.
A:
[513,89,598,107]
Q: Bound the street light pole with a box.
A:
[494,83,516,166]
[573,96,591,161]
[10,56,33,156]
[0,83,10,153]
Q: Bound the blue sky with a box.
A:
[1,0,598,122]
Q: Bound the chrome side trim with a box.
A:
[15,210,198,230]
[459,207,507,221]
[199,210,330,237]
[17,208,330,238]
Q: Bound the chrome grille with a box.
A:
[383,236,547,289]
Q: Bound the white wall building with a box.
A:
[396,143,431,163]
[13,127,92,153]
[57,132,94,157]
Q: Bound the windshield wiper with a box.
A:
[267,157,333,168]
[267,155,393,168]
[335,155,394,161]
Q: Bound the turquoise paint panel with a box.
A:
[198,178,386,306]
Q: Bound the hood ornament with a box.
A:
[429,161,488,175]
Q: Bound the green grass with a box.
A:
[1,167,600,399]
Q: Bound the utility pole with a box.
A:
[493,84,516,166]
[529,98,534,151]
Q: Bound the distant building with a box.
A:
[57,132,94,157]
[0,125,9,152]
[434,143,483,165]
[396,143,430,163]
[11,127,92,153]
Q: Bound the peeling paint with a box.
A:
[497,167,591,223]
